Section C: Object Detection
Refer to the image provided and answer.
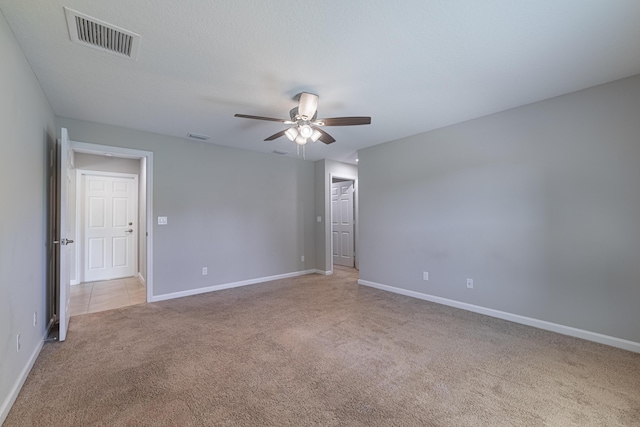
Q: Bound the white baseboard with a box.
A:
[0,338,44,425]
[150,269,317,302]
[314,269,333,275]
[70,279,79,286]
[358,279,640,354]
[137,272,146,286]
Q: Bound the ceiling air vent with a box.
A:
[64,8,141,60]
[187,133,210,141]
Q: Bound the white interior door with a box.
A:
[332,180,355,267]
[83,173,138,282]
[57,128,73,341]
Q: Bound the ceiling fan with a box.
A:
[234,92,371,154]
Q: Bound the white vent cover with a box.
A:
[64,8,140,60]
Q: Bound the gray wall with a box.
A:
[57,118,316,297]
[359,75,640,343]
[0,10,56,422]
[74,152,140,174]
[314,159,358,273]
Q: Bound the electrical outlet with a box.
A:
[202,267,208,275]
[423,271,429,281]
[466,278,473,289]
[157,216,168,225]
[17,333,21,352]
[316,216,322,223]
[301,255,305,262]
[33,311,37,327]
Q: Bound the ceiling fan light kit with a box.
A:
[285,127,299,141]
[299,124,313,139]
[234,92,371,158]
[310,129,322,143]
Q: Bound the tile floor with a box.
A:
[70,276,146,316]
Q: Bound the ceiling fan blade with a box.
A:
[264,130,287,141]
[234,113,288,123]
[314,127,336,144]
[317,117,371,126]
[297,92,319,120]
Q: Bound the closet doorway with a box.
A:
[330,175,357,271]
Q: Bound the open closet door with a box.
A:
[56,128,73,341]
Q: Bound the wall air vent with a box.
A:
[187,133,210,141]
[64,8,141,60]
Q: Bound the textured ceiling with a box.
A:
[2,0,640,163]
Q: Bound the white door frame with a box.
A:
[329,173,358,273]
[76,169,139,283]
[69,140,154,303]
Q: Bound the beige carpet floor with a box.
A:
[5,267,640,426]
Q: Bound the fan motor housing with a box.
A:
[290,107,317,122]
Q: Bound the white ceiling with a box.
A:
[2,1,640,163]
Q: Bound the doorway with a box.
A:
[68,140,154,315]
[331,178,355,267]
[330,175,357,272]
[70,167,143,315]
[52,129,154,340]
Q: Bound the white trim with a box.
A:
[77,170,139,178]
[0,339,44,425]
[137,271,146,286]
[150,270,316,302]
[69,141,153,303]
[358,279,640,354]
[314,269,333,275]
[74,168,81,284]
[71,279,79,285]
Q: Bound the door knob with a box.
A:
[125,229,133,233]
[54,238,74,245]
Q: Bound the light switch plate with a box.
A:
[158,216,168,225]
